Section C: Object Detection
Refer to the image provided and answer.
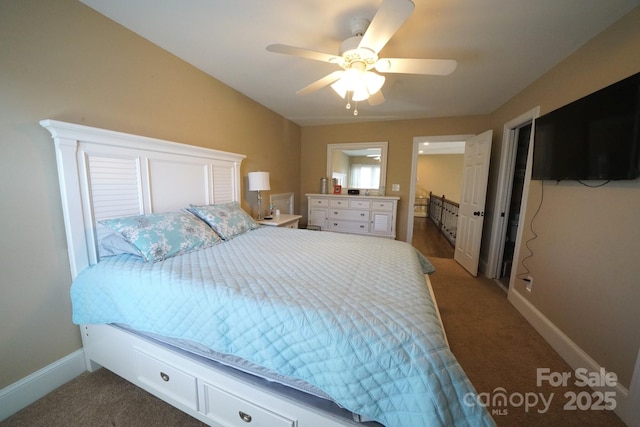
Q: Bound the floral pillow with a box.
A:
[188,202,259,240]
[99,211,221,262]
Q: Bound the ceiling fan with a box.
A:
[267,0,457,115]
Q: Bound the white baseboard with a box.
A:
[508,288,638,426]
[0,349,87,421]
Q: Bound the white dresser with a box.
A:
[306,194,399,239]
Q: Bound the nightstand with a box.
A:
[256,214,302,229]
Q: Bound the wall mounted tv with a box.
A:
[532,72,640,181]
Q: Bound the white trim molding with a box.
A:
[0,350,86,421]
[508,288,639,426]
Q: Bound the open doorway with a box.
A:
[408,135,471,258]
[485,107,540,285]
[497,123,531,287]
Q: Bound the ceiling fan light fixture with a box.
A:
[352,85,369,102]
[331,69,385,108]
[330,79,348,99]
[331,63,365,98]
[267,0,458,118]
[362,71,385,95]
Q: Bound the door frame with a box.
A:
[407,134,474,242]
[484,106,540,279]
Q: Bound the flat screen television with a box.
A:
[532,72,640,181]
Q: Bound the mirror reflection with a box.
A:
[327,142,388,194]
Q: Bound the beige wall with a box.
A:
[301,116,491,241]
[0,0,300,388]
[490,8,640,388]
[416,154,464,202]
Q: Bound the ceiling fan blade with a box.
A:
[358,0,414,54]
[267,44,340,64]
[375,58,458,75]
[297,70,344,95]
[368,90,385,106]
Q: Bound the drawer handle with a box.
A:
[333,211,338,215]
[360,213,365,216]
[160,372,170,382]
[359,225,365,228]
[239,411,253,423]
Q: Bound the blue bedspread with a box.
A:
[71,227,494,427]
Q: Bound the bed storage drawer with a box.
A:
[134,349,198,411]
[201,381,296,427]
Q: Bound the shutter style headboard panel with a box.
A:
[41,119,245,278]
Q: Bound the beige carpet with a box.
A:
[2,258,626,426]
[428,257,625,426]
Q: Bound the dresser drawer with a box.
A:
[329,198,349,208]
[371,200,394,211]
[349,199,371,209]
[309,198,329,207]
[328,220,369,234]
[134,349,198,411]
[201,381,295,427]
[329,209,369,220]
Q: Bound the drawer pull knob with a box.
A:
[239,411,253,423]
[160,372,170,382]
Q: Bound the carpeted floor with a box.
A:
[2,258,625,426]
[427,257,625,426]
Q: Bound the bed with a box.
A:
[42,119,494,427]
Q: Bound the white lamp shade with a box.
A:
[330,70,385,101]
[248,171,270,191]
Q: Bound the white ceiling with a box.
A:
[80,0,639,127]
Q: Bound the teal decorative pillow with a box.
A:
[188,202,259,240]
[99,211,221,262]
[99,233,142,258]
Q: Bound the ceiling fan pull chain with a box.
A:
[346,92,352,110]
[354,100,359,116]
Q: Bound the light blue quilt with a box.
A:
[71,227,495,427]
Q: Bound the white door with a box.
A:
[454,130,493,276]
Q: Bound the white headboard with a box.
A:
[41,119,245,279]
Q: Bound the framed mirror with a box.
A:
[327,141,388,194]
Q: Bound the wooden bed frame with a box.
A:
[42,119,386,426]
